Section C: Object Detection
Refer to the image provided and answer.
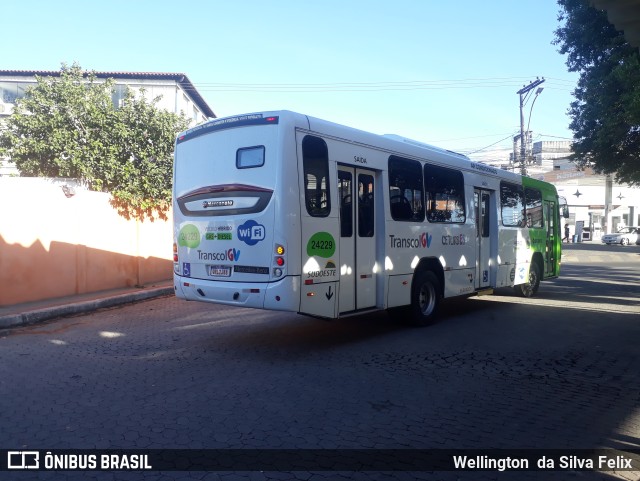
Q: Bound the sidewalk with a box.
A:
[0,281,174,330]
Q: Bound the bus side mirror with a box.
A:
[562,206,569,219]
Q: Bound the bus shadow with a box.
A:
[193,295,500,360]
[197,309,403,356]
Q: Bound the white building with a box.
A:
[0,70,215,176]
[542,167,640,239]
[477,139,640,237]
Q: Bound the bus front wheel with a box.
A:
[410,271,441,326]
[514,262,540,298]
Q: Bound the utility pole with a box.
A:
[516,78,545,176]
[604,174,613,234]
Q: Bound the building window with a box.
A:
[0,82,18,103]
[111,84,128,108]
[0,82,35,104]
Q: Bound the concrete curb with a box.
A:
[0,286,174,330]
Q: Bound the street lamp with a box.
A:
[516,78,545,176]
[527,87,544,133]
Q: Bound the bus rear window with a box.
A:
[302,135,331,217]
[237,146,265,169]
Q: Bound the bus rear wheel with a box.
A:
[410,271,441,326]
[514,262,540,298]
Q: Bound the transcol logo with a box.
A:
[389,232,432,249]
[238,220,266,246]
[197,248,240,261]
[420,232,432,248]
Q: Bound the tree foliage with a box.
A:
[554,0,640,185]
[0,63,191,220]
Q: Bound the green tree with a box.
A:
[0,63,191,220]
[554,0,640,185]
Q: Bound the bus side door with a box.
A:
[337,166,377,313]
[544,200,557,276]
[298,133,339,318]
[474,188,492,288]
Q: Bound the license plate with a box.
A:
[208,265,231,277]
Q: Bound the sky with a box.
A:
[4,0,579,162]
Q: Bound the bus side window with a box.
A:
[424,164,465,223]
[302,136,331,217]
[358,173,374,237]
[546,201,556,237]
[500,182,525,227]
[482,192,490,237]
[388,156,424,222]
[524,187,543,228]
[339,170,353,237]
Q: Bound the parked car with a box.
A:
[601,227,640,246]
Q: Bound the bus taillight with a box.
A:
[173,242,178,262]
[273,244,286,277]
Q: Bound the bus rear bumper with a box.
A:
[174,275,301,312]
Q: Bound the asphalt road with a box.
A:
[1,242,639,481]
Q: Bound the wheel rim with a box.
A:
[622,238,629,245]
[419,282,436,316]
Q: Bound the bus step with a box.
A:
[476,288,494,296]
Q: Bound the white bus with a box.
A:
[173,111,563,326]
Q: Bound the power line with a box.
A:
[463,135,514,155]
[463,132,573,157]
[427,132,515,143]
[539,133,574,140]
[181,77,575,93]
[195,76,534,87]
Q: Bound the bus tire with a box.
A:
[410,271,441,326]
[514,262,540,298]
